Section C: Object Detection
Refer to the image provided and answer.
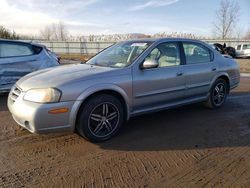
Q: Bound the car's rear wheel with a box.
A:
[76,94,124,142]
[205,79,228,109]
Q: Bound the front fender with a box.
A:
[69,83,131,130]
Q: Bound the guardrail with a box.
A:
[35,40,250,55]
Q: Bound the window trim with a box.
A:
[0,42,36,59]
[181,42,214,65]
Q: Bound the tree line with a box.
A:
[0,26,19,40]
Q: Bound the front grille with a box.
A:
[10,86,22,103]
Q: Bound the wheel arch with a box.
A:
[70,84,131,131]
[211,73,230,93]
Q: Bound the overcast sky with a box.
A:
[0,0,249,36]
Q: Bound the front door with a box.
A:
[132,42,186,114]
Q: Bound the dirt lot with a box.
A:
[1,78,250,187]
[236,58,250,73]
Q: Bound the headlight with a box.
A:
[24,88,61,103]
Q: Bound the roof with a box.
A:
[125,37,205,43]
[0,38,32,44]
[0,39,45,47]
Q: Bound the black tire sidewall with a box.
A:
[77,94,124,142]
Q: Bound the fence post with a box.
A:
[80,41,83,55]
[50,41,54,52]
[67,42,69,54]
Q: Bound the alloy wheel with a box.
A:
[88,102,119,138]
[212,83,226,106]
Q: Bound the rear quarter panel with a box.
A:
[216,55,240,89]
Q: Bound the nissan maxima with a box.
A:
[8,38,240,142]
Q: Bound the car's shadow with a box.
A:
[98,92,250,151]
[0,93,8,111]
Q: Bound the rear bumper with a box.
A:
[236,54,250,58]
[230,73,240,91]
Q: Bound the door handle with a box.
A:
[212,67,217,71]
[176,72,183,76]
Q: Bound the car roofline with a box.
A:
[120,37,208,44]
[0,39,45,48]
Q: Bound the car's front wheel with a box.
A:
[205,79,228,109]
[76,94,124,142]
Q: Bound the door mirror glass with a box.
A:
[142,59,158,69]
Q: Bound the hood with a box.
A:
[17,64,114,91]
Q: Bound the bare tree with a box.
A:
[40,26,52,40]
[244,27,250,39]
[235,26,244,40]
[40,22,68,41]
[213,0,240,39]
[57,22,68,41]
[51,23,59,40]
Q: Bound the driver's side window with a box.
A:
[146,43,180,68]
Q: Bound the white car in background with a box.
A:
[235,44,250,58]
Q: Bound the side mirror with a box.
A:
[141,59,158,69]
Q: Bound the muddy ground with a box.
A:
[0,77,250,187]
[236,58,250,73]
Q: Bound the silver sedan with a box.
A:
[8,38,240,142]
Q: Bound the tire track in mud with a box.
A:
[154,147,250,187]
[1,128,250,187]
[1,144,206,187]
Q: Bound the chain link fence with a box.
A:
[34,40,250,55]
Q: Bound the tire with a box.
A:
[76,94,124,142]
[204,79,228,109]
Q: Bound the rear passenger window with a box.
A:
[0,43,34,58]
[33,45,43,54]
[183,43,211,64]
[237,45,241,50]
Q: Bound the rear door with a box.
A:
[182,42,217,99]
[0,42,39,91]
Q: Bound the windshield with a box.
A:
[86,41,152,68]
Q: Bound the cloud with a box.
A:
[0,0,101,35]
[6,0,100,13]
[0,0,57,34]
[129,0,179,11]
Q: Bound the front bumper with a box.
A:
[7,87,78,134]
[236,53,250,58]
